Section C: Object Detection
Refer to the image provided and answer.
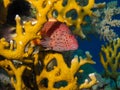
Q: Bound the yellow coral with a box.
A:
[0,0,98,89]
[0,59,31,90]
[79,73,97,89]
[0,0,58,60]
[36,53,96,90]
[48,0,95,38]
[100,38,120,80]
[0,15,39,59]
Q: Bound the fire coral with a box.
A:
[0,0,97,90]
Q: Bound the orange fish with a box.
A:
[34,18,78,52]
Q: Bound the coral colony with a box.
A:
[0,0,120,90]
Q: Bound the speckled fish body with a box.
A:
[40,18,78,52]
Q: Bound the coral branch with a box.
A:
[79,73,97,89]
[0,0,98,89]
[0,0,58,60]
[71,51,95,74]
[36,53,95,90]
[100,38,120,80]
[47,0,95,38]
[0,59,31,90]
[93,1,120,41]
[10,65,27,90]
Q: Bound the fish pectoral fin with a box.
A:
[40,40,49,47]
[44,36,51,41]
[40,37,51,48]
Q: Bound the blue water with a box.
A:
[78,0,120,73]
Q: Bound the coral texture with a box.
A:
[0,0,98,90]
[47,0,95,38]
[36,53,96,90]
[93,1,120,42]
[100,38,120,80]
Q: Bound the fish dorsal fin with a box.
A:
[41,18,62,37]
[46,21,61,37]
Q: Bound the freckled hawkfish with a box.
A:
[33,18,78,52]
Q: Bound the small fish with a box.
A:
[35,18,78,52]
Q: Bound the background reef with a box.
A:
[0,0,120,90]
